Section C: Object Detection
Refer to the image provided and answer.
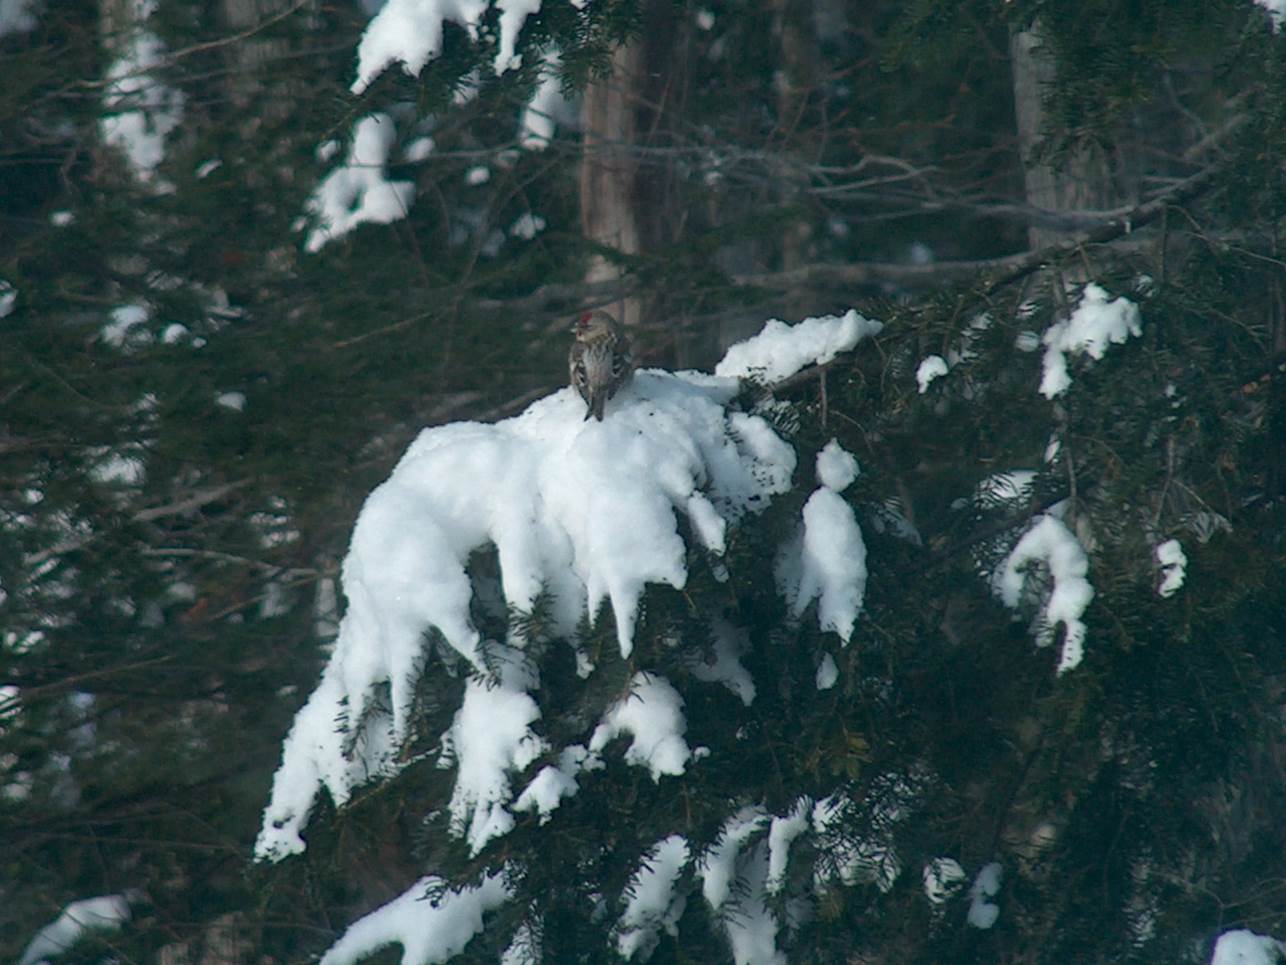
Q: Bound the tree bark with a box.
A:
[578,0,681,334]
[1010,27,1123,252]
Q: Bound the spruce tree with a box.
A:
[1,0,1282,962]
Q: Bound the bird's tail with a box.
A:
[588,392,606,421]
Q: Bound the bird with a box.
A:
[569,309,633,421]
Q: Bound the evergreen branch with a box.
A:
[22,481,251,568]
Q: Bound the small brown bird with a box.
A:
[569,309,633,421]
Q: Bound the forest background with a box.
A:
[1,0,1284,961]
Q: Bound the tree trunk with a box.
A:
[578,0,681,335]
[580,40,645,329]
[1010,27,1121,251]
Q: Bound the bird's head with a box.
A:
[572,309,618,339]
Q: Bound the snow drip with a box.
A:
[777,439,867,644]
[992,514,1094,674]
[256,368,797,861]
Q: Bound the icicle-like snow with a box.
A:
[440,659,547,854]
[993,514,1094,674]
[699,808,784,965]
[778,441,867,644]
[615,835,690,960]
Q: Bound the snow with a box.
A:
[966,862,1002,928]
[1255,0,1285,29]
[765,798,811,894]
[351,0,541,93]
[1156,538,1187,598]
[50,210,74,226]
[101,304,151,349]
[688,619,755,705]
[440,660,547,854]
[89,450,146,486]
[195,158,222,178]
[616,834,689,960]
[923,857,966,905]
[993,514,1094,674]
[700,808,784,965]
[0,280,16,318]
[0,0,38,37]
[319,873,511,965]
[465,165,490,185]
[256,365,799,861]
[814,653,838,690]
[1210,929,1286,964]
[404,136,436,162]
[815,439,858,491]
[720,845,784,965]
[1039,284,1142,398]
[100,1,184,186]
[916,354,949,393]
[700,806,767,911]
[216,391,247,411]
[779,442,868,644]
[976,469,1036,508]
[257,314,894,866]
[305,114,414,253]
[18,894,130,965]
[493,0,543,72]
[590,672,692,780]
[510,212,546,239]
[519,56,575,149]
[513,744,587,821]
[715,309,883,383]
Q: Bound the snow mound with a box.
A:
[715,309,883,383]
[319,874,511,965]
[100,4,183,187]
[1210,928,1286,965]
[1040,284,1142,398]
[256,369,795,861]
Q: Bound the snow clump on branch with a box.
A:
[255,312,884,864]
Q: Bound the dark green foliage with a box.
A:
[1,0,1283,961]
